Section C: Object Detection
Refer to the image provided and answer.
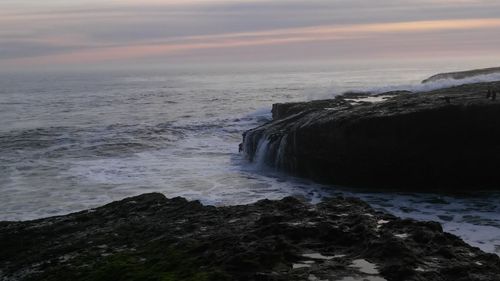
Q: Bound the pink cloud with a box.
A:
[3,18,500,67]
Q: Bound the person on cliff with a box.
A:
[486,88,497,101]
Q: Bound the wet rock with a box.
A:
[242,81,500,191]
[1,193,499,281]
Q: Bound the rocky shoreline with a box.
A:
[3,72,500,281]
[1,193,499,281]
[242,81,500,191]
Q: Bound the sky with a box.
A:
[1,0,499,70]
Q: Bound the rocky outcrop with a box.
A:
[422,67,500,83]
[242,81,500,190]
[1,193,499,281]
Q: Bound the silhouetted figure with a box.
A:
[493,90,497,101]
[444,97,450,104]
[487,89,492,98]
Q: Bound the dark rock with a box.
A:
[1,193,499,281]
[242,81,500,191]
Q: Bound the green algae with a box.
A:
[27,245,229,281]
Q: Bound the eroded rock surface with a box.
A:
[1,193,499,281]
[242,81,500,190]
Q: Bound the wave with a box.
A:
[324,72,500,98]
[422,67,500,83]
[0,124,186,160]
[370,72,500,94]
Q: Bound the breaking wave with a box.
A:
[358,73,500,96]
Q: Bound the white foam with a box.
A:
[302,253,334,260]
[244,107,273,121]
[253,138,271,169]
[345,95,392,104]
[350,192,500,256]
[293,263,312,269]
[350,259,380,275]
[308,274,328,281]
[337,276,387,281]
[274,134,288,168]
[364,73,500,95]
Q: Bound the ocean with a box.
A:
[1,61,499,255]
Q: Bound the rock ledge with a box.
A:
[1,193,499,281]
[242,81,500,190]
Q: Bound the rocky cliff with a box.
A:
[422,67,500,83]
[242,81,500,190]
[1,193,499,281]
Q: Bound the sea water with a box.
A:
[0,61,499,255]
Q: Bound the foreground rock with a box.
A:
[1,193,499,281]
[422,66,500,83]
[242,81,500,190]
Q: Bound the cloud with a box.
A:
[1,0,499,68]
[3,18,500,67]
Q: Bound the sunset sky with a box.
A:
[1,0,500,70]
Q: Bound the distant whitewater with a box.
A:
[422,66,500,83]
[0,63,499,255]
[346,68,500,96]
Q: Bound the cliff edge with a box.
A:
[242,81,500,190]
[422,67,500,83]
